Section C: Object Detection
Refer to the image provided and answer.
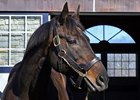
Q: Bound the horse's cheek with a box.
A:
[49,51,58,69]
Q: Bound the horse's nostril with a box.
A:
[96,76,104,87]
[99,76,104,82]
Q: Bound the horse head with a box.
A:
[48,2,109,92]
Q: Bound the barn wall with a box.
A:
[96,0,140,12]
[0,0,140,12]
[0,0,94,12]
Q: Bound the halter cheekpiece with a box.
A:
[53,32,100,89]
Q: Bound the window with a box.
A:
[85,25,135,44]
[107,53,136,77]
[0,13,49,92]
[0,14,45,66]
[85,25,136,77]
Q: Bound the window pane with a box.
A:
[105,25,121,40]
[0,16,9,31]
[122,70,128,77]
[115,62,121,69]
[27,16,41,32]
[95,53,101,59]
[27,33,32,42]
[129,70,136,77]
[122,54,128,61]
[11,50,24,65]
[11,33,25,48]
[115,70,121,77]
[115,54,121,61]
[122,62,128,69]
[88,25,103,40]
[107,70,114,77]
[107,54,114,61]
[84,31,100,43]
[129,54,136,61]
[0,50,8,65]
[107,62,114,69]
[0,33,9,48]
[109,31,135,43]
[129,62,136,69]
[11,16,25,31]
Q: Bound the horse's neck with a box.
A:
[30,57,46,89]
[29,58,52,100]
[18,47,47,92]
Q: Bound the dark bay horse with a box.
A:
[1,2,109,100]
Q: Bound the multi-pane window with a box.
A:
[107,53,136,77]
[0,14,48,92]
[0,15,43,66]
[85,25,136,77]
[85,25,135,44]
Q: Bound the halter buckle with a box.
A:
[58,49,66,57]
[58,49,70,66]
[53,35,60,47]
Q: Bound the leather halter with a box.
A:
[53,34,100,89]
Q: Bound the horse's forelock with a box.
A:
[64,16,85,35]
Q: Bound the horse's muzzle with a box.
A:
[95,75,109,91]
[84,73,109,92]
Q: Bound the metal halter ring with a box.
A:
[58,49,71,66]
[53,35,61,47]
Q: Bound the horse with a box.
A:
[1,2,109,100]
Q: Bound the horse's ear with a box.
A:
[72,4,80,20]
[59,2,69,25]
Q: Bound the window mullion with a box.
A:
[103,25,105,40]
[8,16,11,66]
[25,16,27,49]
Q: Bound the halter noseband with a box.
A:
[53,34,100,89]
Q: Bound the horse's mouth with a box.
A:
[84,76,108,92]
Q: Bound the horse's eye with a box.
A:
[70,39,77,44]
[67,38,77,44]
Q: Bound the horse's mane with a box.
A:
[23,17,58,56]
